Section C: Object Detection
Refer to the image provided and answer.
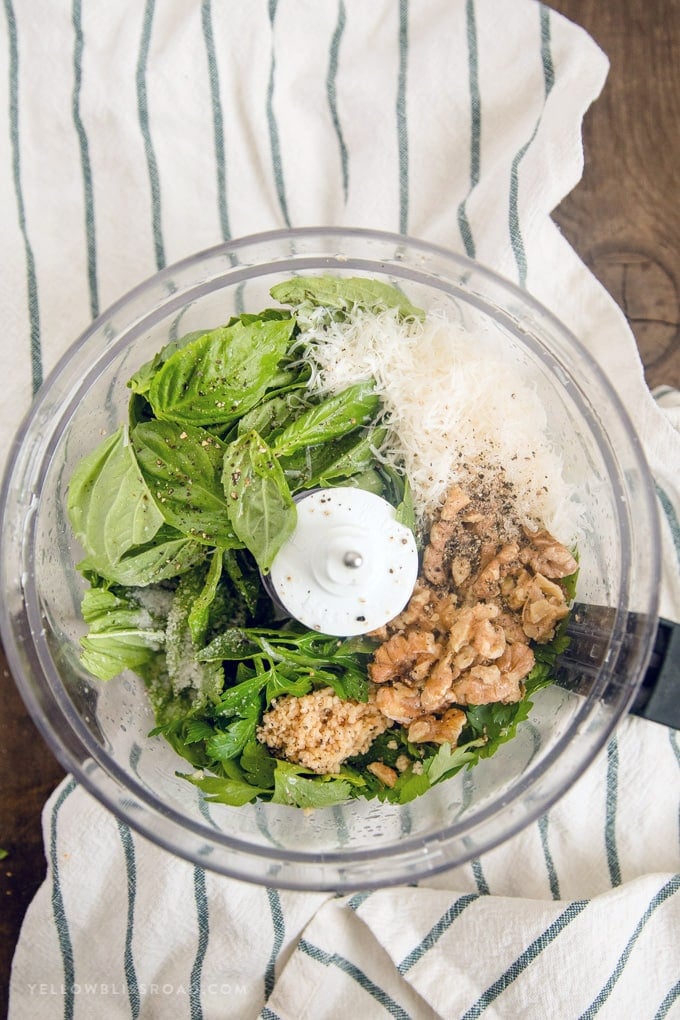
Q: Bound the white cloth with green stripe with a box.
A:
[4,1,679,1018]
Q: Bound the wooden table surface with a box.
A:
[1,1,678,1011]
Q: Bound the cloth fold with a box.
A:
[4,1,679,1017]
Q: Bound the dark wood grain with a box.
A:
[1,2,678,1013]
[551,0,680,390]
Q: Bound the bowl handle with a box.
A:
[630,617,680,729]
[559,605,680,731]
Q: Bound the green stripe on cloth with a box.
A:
[201,0,231,241]
[508,3,554,288]
[456,0,480,258]
[49,778,77,1020]
[655,978,680,1020]
[299,939,411,1020]
[71,0,98,319]
[327,0,348,202]
[264,888,285,1000]
[396,0,409,234]
[605,735,622,887]
[347,890,372,912]
[655,482,680,568]
[136,0,165,269]
[4,0,42,392]
[539,2,555,92]
[399,804,413,835]
[266,0,290,228]
[461,899,589,1019]
[332,803,351,845]
[398,892,479,973]
[669,730,680,847]
[671,729,680,772]
[579,875,680,1019]
[117,820,141,1019]
[538,812,560,899]
[470,857,490,895]
[190,866,210,1020]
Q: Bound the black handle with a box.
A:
[629,617,680,728]
[561,605,680,730]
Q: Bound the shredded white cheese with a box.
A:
[300,306,583,544]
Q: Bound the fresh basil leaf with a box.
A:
[335,469,386,496]
[272,381,379,458]
[68,425,165,574]
[182,772,266,805]
[127,333,206,395]
[271,761,353,808]
[279,427,387,492]
[270,275,424,320]
[148,318,295,426]
[226,308,291,327]
[78,587,167,681]
[222,429,296,573]
[223,549,261,616]
[187,550,224,645]
[88,526,204,586]
[132,419,240,547]
[237,389,312,441]
[394,475,417,536]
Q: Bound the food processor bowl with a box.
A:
[0,227,661,890]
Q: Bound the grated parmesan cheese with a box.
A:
[300,306,583,545]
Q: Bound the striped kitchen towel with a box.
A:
[3,1,679,1018]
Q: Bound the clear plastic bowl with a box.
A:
[0,227,660,890]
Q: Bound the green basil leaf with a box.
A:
[394,475,417,536]
[226,308,291,326]
[270,275,424,320]
[78,587,167,681]
[127,333,206,395]
[236,389,312,441]
[132,419,240,547]
[222,429,296,573]
[87,526,204,586]
[223,549,261,615]
[187,550,224,646]
[68,425,165,572]
[148,318,295,426]
[272,381,379,458]
[279,427,387,492]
